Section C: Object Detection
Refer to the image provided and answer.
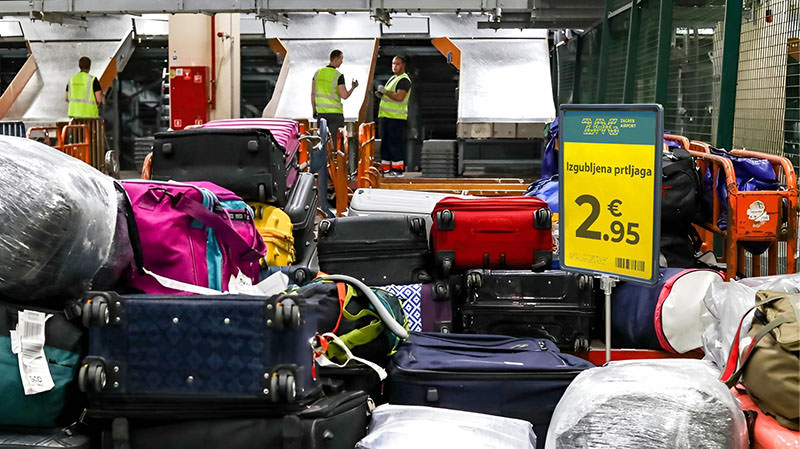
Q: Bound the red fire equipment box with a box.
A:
[169,66,209,130]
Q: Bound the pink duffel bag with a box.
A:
[121,180,267,295]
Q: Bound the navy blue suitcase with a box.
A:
[387,332,594,448]
[77,290,338,409]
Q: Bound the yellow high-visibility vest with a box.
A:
[378,73,411,120]
[68,72,99,118]
[313,67,343,114]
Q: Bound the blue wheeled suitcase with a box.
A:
[77,289,339,410]
[387,332,594,449]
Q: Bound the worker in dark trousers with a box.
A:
[311,49,358,143]
[376,55,412,176]
[66,56,103,118]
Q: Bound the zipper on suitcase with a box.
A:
[390,366,582,381]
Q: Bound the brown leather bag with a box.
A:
[721,290,800,430]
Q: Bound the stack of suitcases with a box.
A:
[0,117,796,449]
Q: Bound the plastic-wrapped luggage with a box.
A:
[545,359,748,449]
[0,428,89,449]
[701,273,800,370]
[0,136,117,303]
[356,405,537,449]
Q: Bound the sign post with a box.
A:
[559,104,663,361]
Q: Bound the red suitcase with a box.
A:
[430,196,553,275]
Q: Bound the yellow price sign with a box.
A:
[559,105,662,284]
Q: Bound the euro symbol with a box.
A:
[607,199,622,217]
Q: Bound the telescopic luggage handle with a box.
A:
[318,274,410,340]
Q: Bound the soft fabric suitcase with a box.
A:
[151,128,290,205]
[0,428,90,449]
[202,118,301,190]
[611,267,724,353]
[430,197,553,275]
[98,390,370,449]
[284,172,318,265]
[249,202,295,266]
[387,332,594,448]
[455,270,597,352]
[317,215,432,285]
[348,188,472,234]
[77,289,336,406]
[0,301,85,427]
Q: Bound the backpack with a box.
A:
[300,275,409,372]
[722,290,800,430]
[121,180,267,294]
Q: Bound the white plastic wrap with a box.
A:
[701,273,800,370]
[0,136,117,302]
[546,359,748,449]
[356,405,536,449]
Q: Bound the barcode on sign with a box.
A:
[615,257,645,272]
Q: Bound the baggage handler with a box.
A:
[311,49,359,143]
[376,55,412,177]
[66,56,103,118]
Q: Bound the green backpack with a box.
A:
[299,275,409,373]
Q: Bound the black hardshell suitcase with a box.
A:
[98,391,370,449]
[284,172,318,264]
[317,215,432,286]
[455,270,598,352]
[77,290,338,408]
[151,128,290,206]
[0,428,90,449]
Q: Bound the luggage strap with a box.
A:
[720,295,792,387]
[311,332,388,381]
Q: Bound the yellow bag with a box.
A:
[249,202,295,266]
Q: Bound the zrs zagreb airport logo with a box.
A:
[580,117,638,136]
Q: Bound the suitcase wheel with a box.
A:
[273,298,301,330]
[433,281,449,299]
[82,296,109,328]
[293,268,308,285]
[436,209,455,230]
[78,360,107,393]
[269,370,296,402]
[465,272,483,290]
[573,335,590,353]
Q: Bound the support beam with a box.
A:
[595,0,612,103]
[622,0,641,103]
[0,0,535,15]
[715,0,742,150]
[653,0,673,106]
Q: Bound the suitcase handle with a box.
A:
[319,275,409,340]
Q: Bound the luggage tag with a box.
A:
[228,270,289,296]
[10,310,55,395]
